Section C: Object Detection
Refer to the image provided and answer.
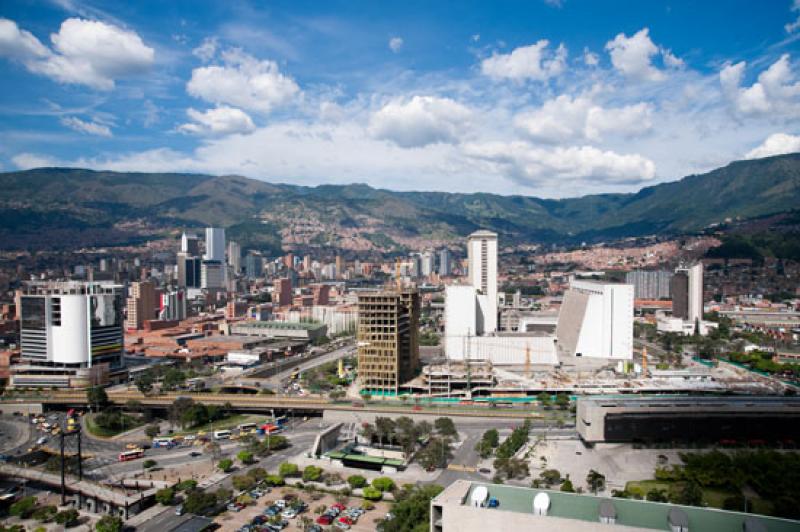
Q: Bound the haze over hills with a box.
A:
[1,153,800,252]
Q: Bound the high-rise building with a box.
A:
[672,263,703,325]
[468,230,498,333]
[159,290,187,321]
[245,253,263,279]
[273,277,292,306]
[201,260,225,289]
[126,280,156,330]
[335,255,343,279]
[555,279,634,359]
[283,253,294,270]
[204,227,225,262]
[420,251,435,277]
[671,271,689,319]
[181,232,200,256]
[227,241,241,274]
[177,253,202,288]
[357,289,419,395]
[312,284,331,306]
[439,248,452,276]
[625,270,672,300]
[13,281,125,388]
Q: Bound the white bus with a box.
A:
[213,430,232,440]
[238,423,257,434]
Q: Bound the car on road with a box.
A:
[35,436,47,445]
[189,451,202,457]
[175,505,184,516]
[479,468,491,474]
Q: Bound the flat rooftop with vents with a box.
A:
[431,480,798,532]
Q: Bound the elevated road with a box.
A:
[32,391,536,419]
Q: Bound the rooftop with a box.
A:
[233,320,325,331]
[440,481,798,532]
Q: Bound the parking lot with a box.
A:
[213,486,391,532]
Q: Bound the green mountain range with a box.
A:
[1,152,799,252]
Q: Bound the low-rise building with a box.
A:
[431,480,797,532]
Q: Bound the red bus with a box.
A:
[118,449,144,462]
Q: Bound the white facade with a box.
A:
[687,262,703,324]
[556,279,634,359]
[444,285,478,359]
[49,295,91,364]
[204,227,225,262]
[467,231,498,333]
[160,290,187,321]
[227,240,241,273]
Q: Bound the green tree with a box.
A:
[135,370,154,395]
[586,469,605,494]
[168,396,194,428]
[32,505,57,522]
[414,437,452,470]
[143,459,157,469]
[560,476,575,492]
[248,467,267,482]
[279,462,300,478]
[183,490,217,515]
[362,486,383,501]
[371,477,395,492]
[381,484,444,532]
[176,479,198,491]
[539,469,561,487]
[434,417,457,438]
[537,392,551,408]
[54,509,80,527]
[162,368,187,391]
[675,480,703,507]
[647,489,668,502]
[555,394,570,410]
[232,475,256,491]
[347,475,367,489]
[264,474,285,486]
[218,458,233,472]
[375,417,397,447]
[237,450,254,464]
[303,465,324,482]
[87,385,109,411]
[144,424,161,438]
[95,515,123,532]
[9,496,37,518]
[155,487,175,505]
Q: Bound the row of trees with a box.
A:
[7,496,118,530]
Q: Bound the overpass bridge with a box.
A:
[0,463,160,519]
[31,391,536,420]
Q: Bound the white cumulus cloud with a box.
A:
[464,141,656,186]
[179,106,256,136]
[60,116,112,137]
[515,94,652,143]
[787,0,800,33]
[187,48,299,113]
[0,17,154,90]
[480,39,567,82]
[745,133,800,159]
[192,36,218,62]
[389,37,403,53]
[369,95,472,148]
[720,54,800,118]
[605,28,678,82]
[583,47,599,66]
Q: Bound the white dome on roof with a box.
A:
[533,492,550,515]
[471,486,489,507]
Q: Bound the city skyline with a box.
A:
[1,1,800,198]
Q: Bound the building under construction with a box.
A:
[356,289,420,395]
[422,361,495,397]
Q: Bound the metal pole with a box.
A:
[60,431,66,505]
[77,427,83,481]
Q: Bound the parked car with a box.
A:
[334,521,350,530]
[281,508,298,519]
[227,503,241,512]
[316,515,333,525]
[275,499,287,508]
[487,497,499,508]
[338,516,354,526]
[175,505,184,516]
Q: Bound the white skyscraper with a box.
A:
[687,262,704,325]
[467,230,498,333]
[204,227,225,262]
[227,240,241,273]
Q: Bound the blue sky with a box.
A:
[1,0,800,198]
